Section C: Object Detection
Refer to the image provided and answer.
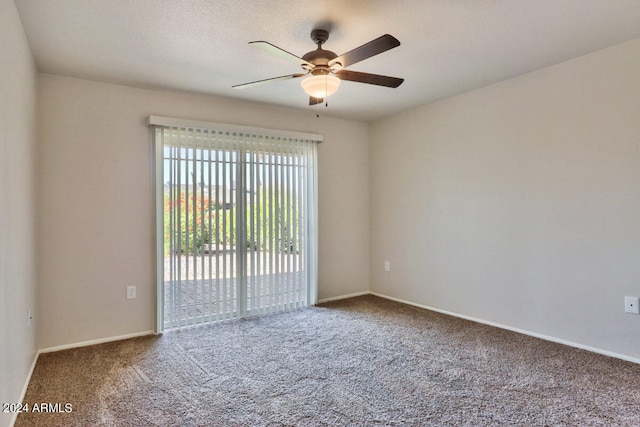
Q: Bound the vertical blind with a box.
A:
[150,117,319,331]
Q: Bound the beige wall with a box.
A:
[0,0,38,425]
[370,38,640,360]
[37,74,370,349]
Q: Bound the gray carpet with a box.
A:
[16,295,640,426]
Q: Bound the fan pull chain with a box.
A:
[325,77,329,107]
[315,75,332,117]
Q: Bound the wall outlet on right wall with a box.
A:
[624,296,639,315]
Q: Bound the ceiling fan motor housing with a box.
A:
[302,51,337,74]
[303,29,339,75]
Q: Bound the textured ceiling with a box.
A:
[15,0,640,122]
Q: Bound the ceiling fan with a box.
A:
[233,29,404,105]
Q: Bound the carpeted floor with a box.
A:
[16,295,640,426]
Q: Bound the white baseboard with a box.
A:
[38,330,156,354]
[10,351,40,427]
[370,291,640,365]
[317,291,370,304]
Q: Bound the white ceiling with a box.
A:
[15,0,640,122]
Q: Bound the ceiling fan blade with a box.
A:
[249,41,314,69]
[232,73,306,90]
[329,34,400,68]
[335,70,404,88]
[309,96,324,106]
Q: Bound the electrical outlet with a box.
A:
[624,296,639,314]
[28,309,32,327]
[127,286,137,300]
[384,261,391,272]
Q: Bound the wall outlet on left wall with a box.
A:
[127,286,137,300]
[28,309,33,327]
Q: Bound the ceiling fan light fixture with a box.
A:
[301,74,341,98]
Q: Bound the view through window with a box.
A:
[152,121,319,330]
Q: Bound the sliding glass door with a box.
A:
[153,122,318,331]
